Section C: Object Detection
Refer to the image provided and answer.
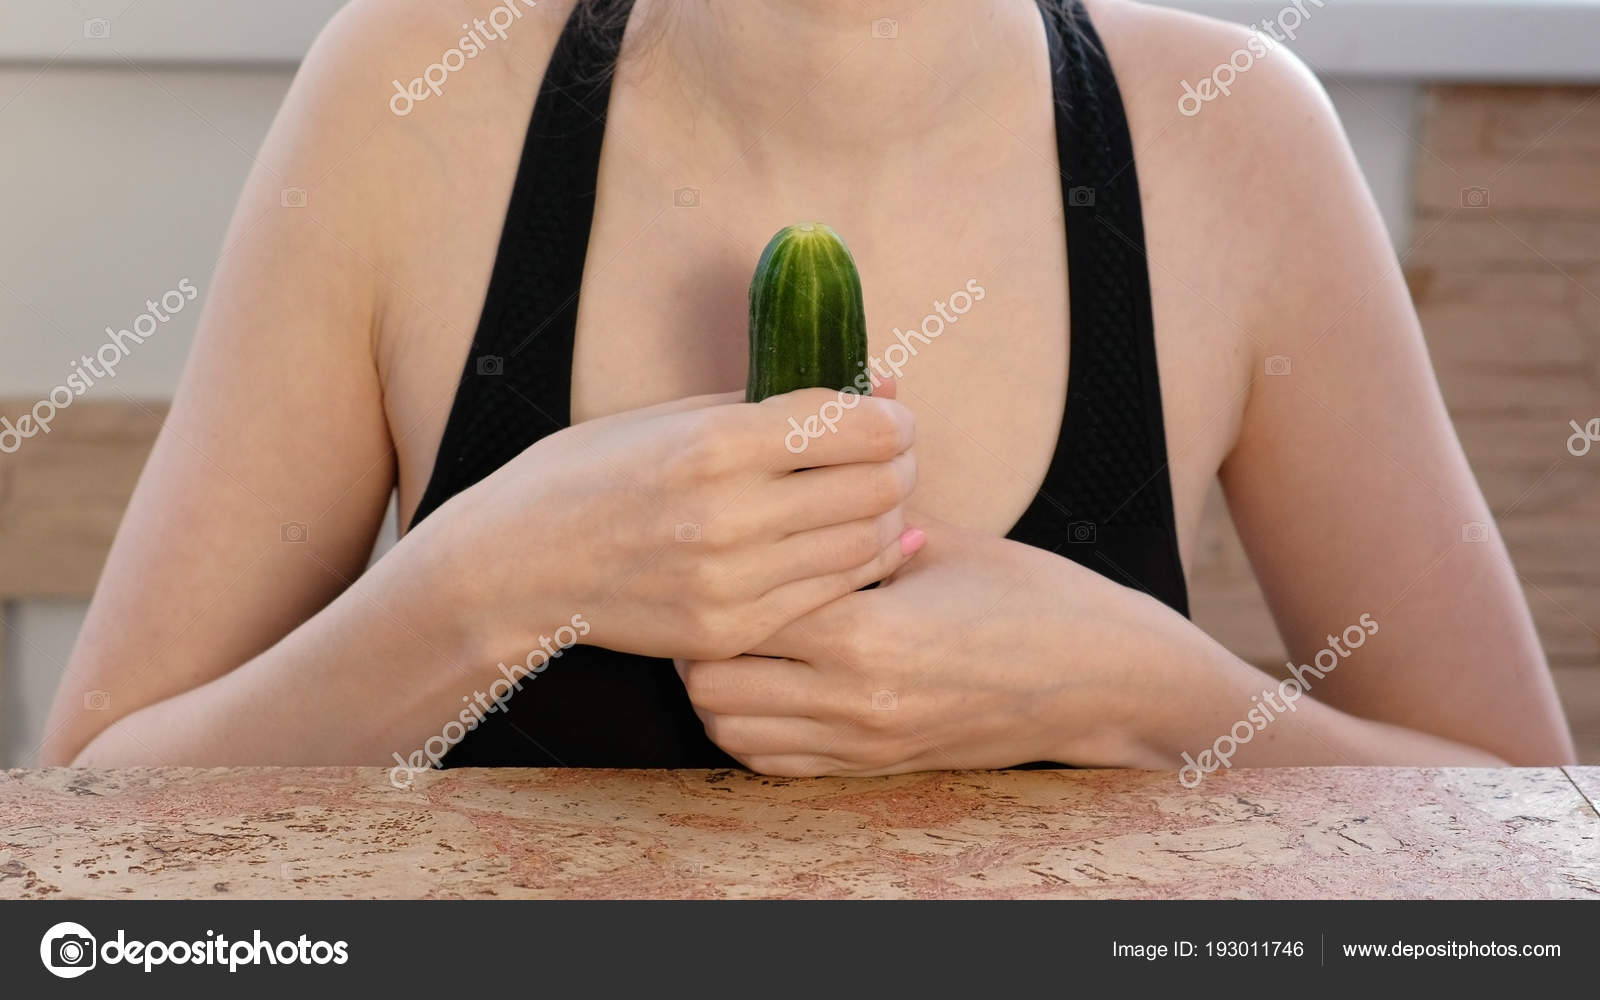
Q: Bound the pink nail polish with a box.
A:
[900,527,926,556]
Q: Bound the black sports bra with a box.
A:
[409,0,1187,768]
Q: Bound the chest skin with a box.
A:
[373,8,1249,572]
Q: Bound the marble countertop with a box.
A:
[2,766,1597,899]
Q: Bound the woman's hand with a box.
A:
[675,516,1178,776]
[437,387,921,663]
[678,512,1520,777]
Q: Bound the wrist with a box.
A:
[1043,577,1207,768]
[379,510,499,670]
[416,466,579,664]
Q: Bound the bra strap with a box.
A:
[1013,0,1189,616]
[410,0,637,530]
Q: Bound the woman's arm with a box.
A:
[44,1,922,766]
[1045,561,1515,773]
[58,525,499,767]
[1206,38,1574,766]
[678,12,1574,776]
[38,2,469,765]
[676,518,1507,778]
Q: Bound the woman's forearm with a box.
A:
[1036,568,1506,773]
[1124,617,1505,772]
[68,520,542,768]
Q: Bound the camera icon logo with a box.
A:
[83,18,112,39]
[1067,520,1097,544]
[870,688,898,711]
[82,690,112,711]
[281,187,307,208]
[1067,186,1095,207]
[1460,186,1490,208]
[1461,521,1489,542]
[673,187,700,208]
[675,522,702,543]
[40,922,97,979]
[1265,354,1292,376]
[281,521,309,543]
[871,18,899,39]
[477,354,504,376]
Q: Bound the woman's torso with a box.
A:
[373,0,1248,558]
[359,0,1254,763]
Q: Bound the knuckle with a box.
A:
[895,449,918,497]
[851,708,904,748]
[700,711,726,742]
[857,702,893,734]
[745,755,803,777]
[680,662,716,706]
[874,508,905,549]
[860,412,902,459]
[684,554,756,607]
[860,399,912,455]
[703,715,750,754]
[704,508,753,548]
[686,607,762,662]
[682,607,732,659]
[826,522,881,569]
[850,521,886,563]
[865,464,906,512]
[697,514,752,554]
[743,602,790,651]
[723,567,765,608]
[835,617,880,668]
[686,558,728,601]
[866,738,910,770]
[739,753,775,775]
[846,543,893,590]
[675,416,742,482]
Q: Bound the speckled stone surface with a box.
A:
[1564,766,1600,817]
[1,767,1596,899]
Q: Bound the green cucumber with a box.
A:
[745,223,871,403]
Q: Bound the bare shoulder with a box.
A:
[308,0,575,89]
[256,0,584,376]
[267,0,576,255]
[1081,0,1377,337]
[1082,0,1340,155]
[282,0,572,149]
[1061,0,1400,516]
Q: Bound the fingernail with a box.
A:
[899,527,926,556]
